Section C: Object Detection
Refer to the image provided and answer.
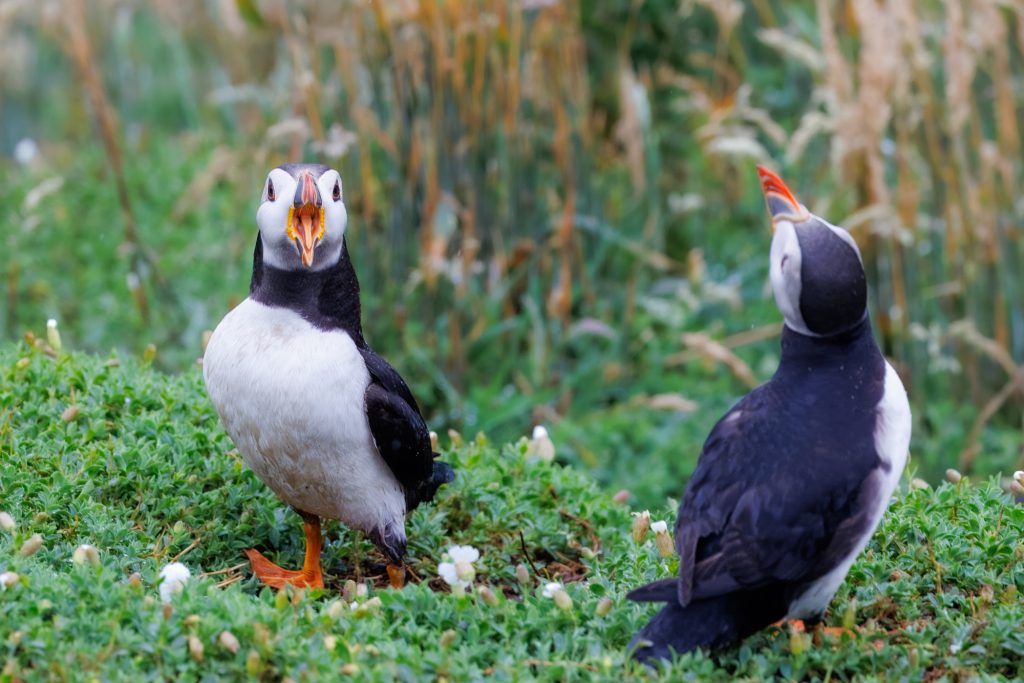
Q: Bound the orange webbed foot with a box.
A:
[245,513,325,590]
[776,619,854,644]
[244,548,324,589]
[387,563,406,589]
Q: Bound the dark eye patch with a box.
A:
[333,180,341,202]
[267,179,276,202]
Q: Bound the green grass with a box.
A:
[1,345,1022,681]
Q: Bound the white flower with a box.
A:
[14,138,38,166]
[1014,471,1023,484]
[158,562,191,602]
[439,545,480,594]
[542,581,564,599]
[650,520,668,534]
[0,571,18,588]
[437,562,466,589]
[448,545,480,565]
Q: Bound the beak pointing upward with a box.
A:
[287,172,325,267]
[756,166,809,231]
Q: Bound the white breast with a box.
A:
[787,362,911,619]
[202,299,405,534]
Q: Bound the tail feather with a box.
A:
[628,582,788,665]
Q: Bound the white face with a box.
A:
[255,167,348,271]
[769,219,810,335]
[769,214,863,337]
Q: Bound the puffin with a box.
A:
[203,163,454,589]
[626,167,911,663]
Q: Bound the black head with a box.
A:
[758,167,867,338]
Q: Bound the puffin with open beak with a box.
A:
[203,163,454,589]
[626,167,912,663]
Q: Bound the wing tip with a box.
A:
[626,577,679,603]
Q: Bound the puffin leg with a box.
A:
[777,619,852,640]
[244,511,324,589]
[386,563,406,589]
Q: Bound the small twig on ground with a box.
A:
[172,538,201,563]
[518,529,542,578]
[200,563,247,578]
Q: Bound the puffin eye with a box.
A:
[266,179,276,202]
[332,180,341,202]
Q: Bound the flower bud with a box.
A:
[340,663,359,675]
[0,512,15,533]
[612,489,631,504]
[841,599,857,630]
[0,571,19,588]
[342,579,357,602]
[188,634,204,661]
[1011,480,1024,496]
[455,560,475,582]
[218,630,240,654]
[245,651,262,676]
[553,588,573,611]
[515,564,530,584]
[632,511,651,543]
[19,533,43,557]
[789,629,810,655]
[323,635,337,652]
[326,600,346,620]
[655,530,674,558]
[72,544,100,566]
[477,586,499,606]
[355,583,368,599]
[61,405,80,422]
[945,468,962,484]
[46,319,62,353]
[910,478,930,490]
[595,597,613,617]
[440,629,458,648]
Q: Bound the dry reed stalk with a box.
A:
[61,0,152,321]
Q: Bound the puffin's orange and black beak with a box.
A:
[756,166,809,232]
[287,172,325,267]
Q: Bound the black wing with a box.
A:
[646,384,882,607]
[359,347,434,493]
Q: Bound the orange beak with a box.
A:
[756,166,809,232]
[286,173,325,267]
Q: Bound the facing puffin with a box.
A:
[626,167,911,663]
[203,163,454,589]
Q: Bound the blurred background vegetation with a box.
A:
[1,0,1021,504]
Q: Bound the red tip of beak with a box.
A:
[756,166,808,223]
